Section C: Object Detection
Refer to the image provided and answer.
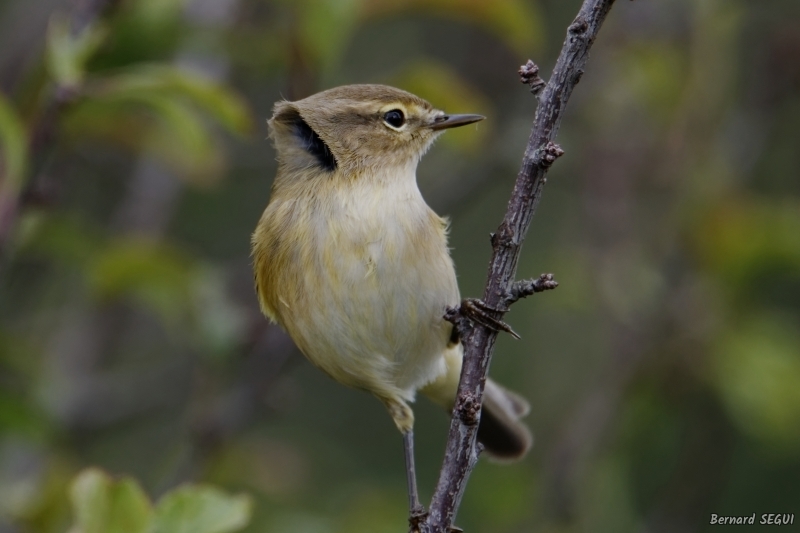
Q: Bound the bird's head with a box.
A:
[268,84,484,180]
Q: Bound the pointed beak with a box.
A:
[428,113,485,131]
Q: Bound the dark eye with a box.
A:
[383,109,405,128]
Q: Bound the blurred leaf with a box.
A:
[293,0,361,70]
[89,0,189,69]
[46,16,108,89]
[138,92,226,183]
[63,95,224,184]
[0,93,28,194]
[0,390,51,441]
[131,0,191,26]
[0,444,73,524]
[360,0,544,57]
[712,312,800,450]
[152,485,252,533]
[391,60,491,151]
[64,65,251,184]
[19,213,103,266]
[288,0,543,73]
[87,239,195,324]
[69,469,152,533]
[68,469,252,533]
[619,42,687,123]
[89,65,252,136]
[692,198,800,289]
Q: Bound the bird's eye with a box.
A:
[383,109,405,129]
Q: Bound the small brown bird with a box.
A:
[252,84,531,511]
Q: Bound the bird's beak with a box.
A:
[428,113,485,131]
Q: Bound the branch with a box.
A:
[505,273,559,306]
[0,0,123,258]
[419,0,617,531]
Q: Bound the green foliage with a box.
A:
[46,16,108,89]
[88,65,252,136]
[64,65,252,185]
[284,0,542,91]
[0,92,27,192]
[291,0,361,71]
[151,485,252,533]
[619,42,687,124]
[70,470,151,533]
[87,238,195,323]
[693,198,800,291]
[69,469,251,533]
[360,0,544,57]
[712,313,800,450]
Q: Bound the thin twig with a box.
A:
[419,0,617,531]
[0,0,123,258]
[505,273,559,306]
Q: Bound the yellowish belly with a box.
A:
[253,182,460,402]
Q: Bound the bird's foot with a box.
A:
[460,298,520,339]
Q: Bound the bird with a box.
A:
[251,84,531,512]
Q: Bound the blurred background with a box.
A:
[1,0,799,531]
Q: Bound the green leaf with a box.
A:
[132,0,191,25]
[152,485,252,533]
[619,42,687,123]
[294,0,361,69]
[69,469,152,533]
[138,93,225,183]
[63,65,252,184]
[360,0,544,57]
[0,92,28,194]
[712,313,800,449]
[692,198,800,289]
[17,213,102,266]
[46,15,108,89]
[87,239,195,324]
[87,65,252,136]
[63,94,224,184]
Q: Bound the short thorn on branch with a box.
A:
[569,17,589,35]
[519,60,546,95]
[455,392,481,426]
[445,298,520,340]
[409,507,428,533]
[538,142,565,168]
[505,273,559,305]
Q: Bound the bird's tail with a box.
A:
[421,347,532,461]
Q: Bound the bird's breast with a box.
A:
[254,172,459,396]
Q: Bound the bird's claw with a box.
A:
[461,298,520,339]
